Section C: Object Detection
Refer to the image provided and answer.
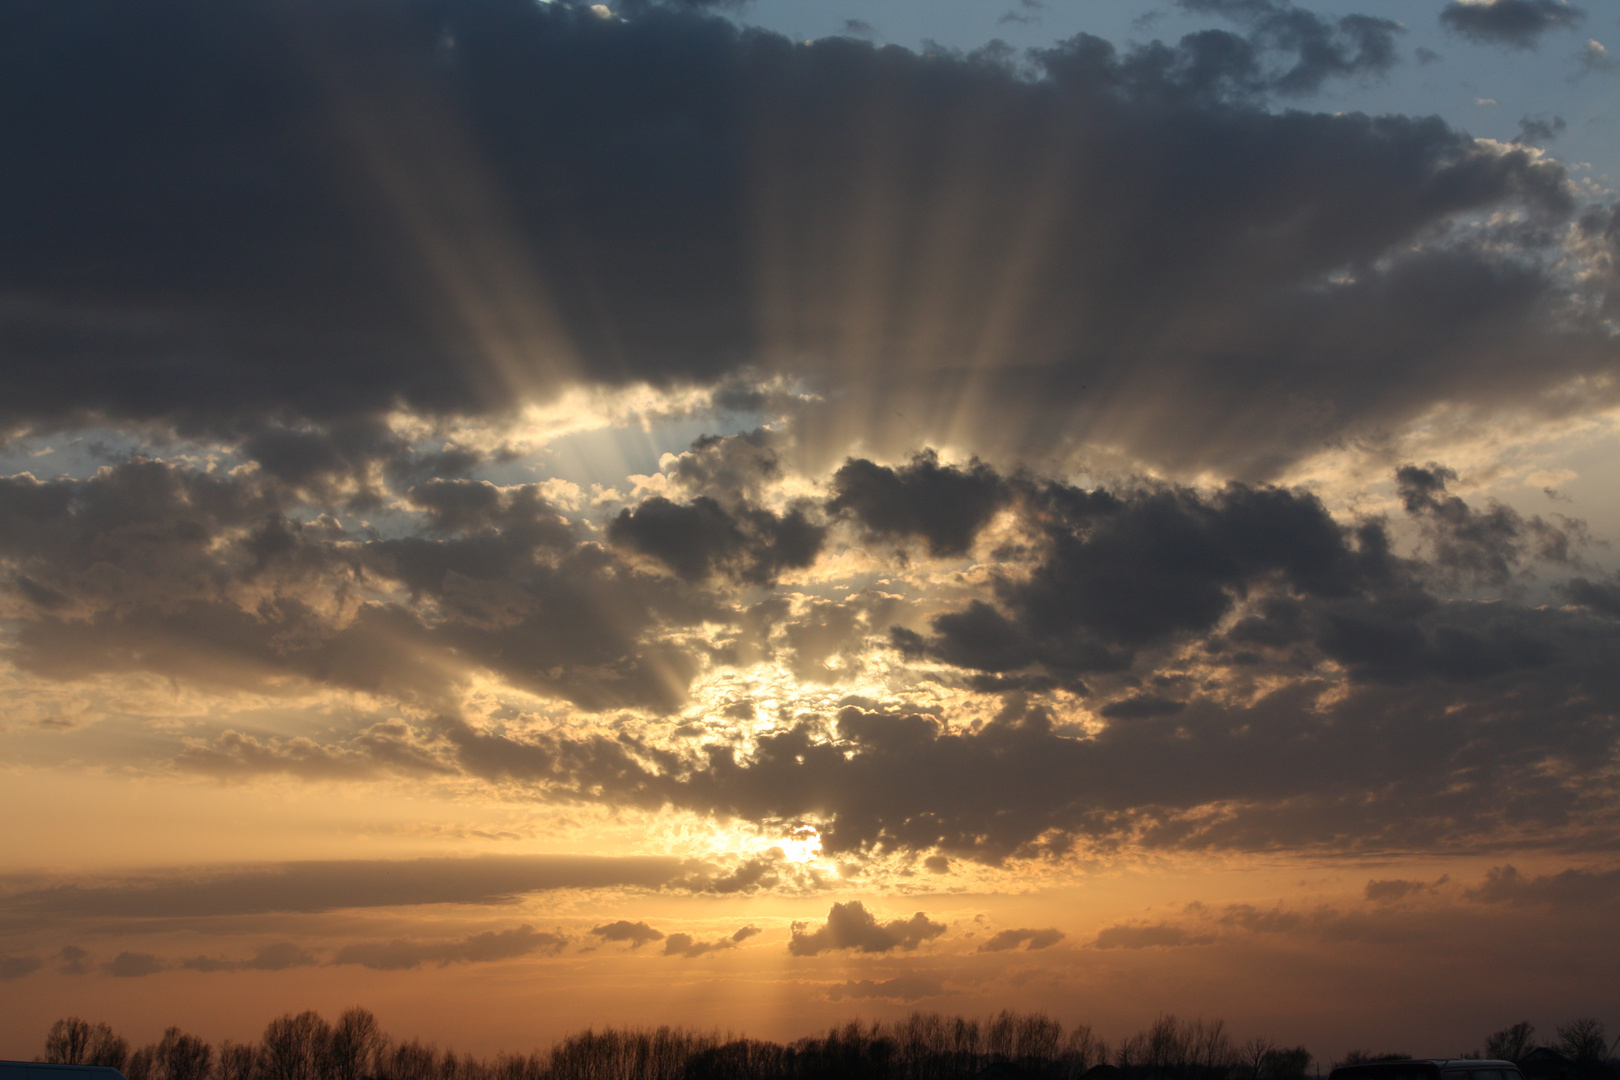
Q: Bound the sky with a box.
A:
[1,0,1619,1063]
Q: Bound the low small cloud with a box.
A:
[0,954,42,980]
[1218,904,1308,933]
[998,0,1044,27]
[1093,922,1213,949]
[55,945,92,975]
[680,855,784,895]
[103,952,167,978]
[590,920,665,948]
[1466,864,1620,908]
[174,725,455,782]
[841,19,873,37]
[923,855,950,874]
[979,927,1066,952]
[181,942,319,973]
[1564,576,1620,617]
[1365,879,1425,903]
[1580,38,1616,73]
[662,925,760,958]
[828,972,945,1002]
[1515,115,1566,143]
[1100,695,1185,720]
[331,925,566,970]
[789,901,946,956]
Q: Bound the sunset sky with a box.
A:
[2,0,1619,1063]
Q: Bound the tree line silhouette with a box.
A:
[34,1010,1615,1080]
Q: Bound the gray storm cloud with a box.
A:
[0,0,1609,476]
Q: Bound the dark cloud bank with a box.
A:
[1087,861,1620,953]
[0,855,692,922]
[331,925,566,969]
[3,445,1617,865]
[379,456,1612,863]
[0,0,1612,475]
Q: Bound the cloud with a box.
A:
[1465,864,1620,908]
[827,972,945,1001]
[788,901,946,956]
[590,921,665,948]
[662,925,760,957]
[174,725,457,782]
[1516,115,1567,144]
[1093,922,1212,949]
[0,459,719,714]
[331,925,566,970]
[0,4,1612,1042]
[1439,1,1584,48]
[1580,38,1616,73]
[0,0,1611,910]
[979,927,1066,952]
[0,954,41,980]
[1218,905,1309,934]
[893,474,1400,680]
[55,945,92,975]
[0,4,1605,810]
[415,583,1620,860]
[677,856,787,895]
[1364,879,1426,903]
[1177,0,1405,95]
[659,430,785,504]
[0,0,1598,485]
[103,951,167,977]
[1395,464,1579,586]
[0,855,693,921]
[607,495,825,586]
[870,461,1594,690]
[1100,696,1187,721]
[181,942,320,973]
[1061,874,1620,987]
[827,451,1012,558]
[1564,576,1620,617]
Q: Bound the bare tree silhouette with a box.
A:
[33,1008,1612,1080]
[326,1009,382,1080]
[261,1013,332,1080]
[1557,1020,1609,1079]
[1486,1024,1537,1063]
[46,1018,129,1070]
